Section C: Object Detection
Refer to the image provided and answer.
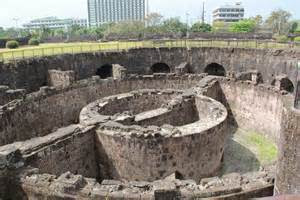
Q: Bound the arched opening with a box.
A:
[204,63,226,76]
[151,63,171,74]
[281,78,294,93]
[96,64,113,79]
[271,77,295,93]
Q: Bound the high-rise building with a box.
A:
[23,17,88,30]
[88,0,146,27]
[213,2,244,23]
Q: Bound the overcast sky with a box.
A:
[0,0,299,28]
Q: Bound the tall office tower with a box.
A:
[88,0,146,27]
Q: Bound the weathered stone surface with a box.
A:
[48,69,76,88]
[0,48,298,93]
[0,46,299,199]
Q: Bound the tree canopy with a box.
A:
[191,22,212,33]
[229,19,256,33]
[265,9,292,35]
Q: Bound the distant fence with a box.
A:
[0,39,299,62]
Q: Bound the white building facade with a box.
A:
[23,17,88,30]
[213,2,244,23]
[88,0,146,27]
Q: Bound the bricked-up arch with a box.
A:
[96,64,113,79]
[151,63,171,73]
[204,63,226,76]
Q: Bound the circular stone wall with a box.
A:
[80,89,228,182]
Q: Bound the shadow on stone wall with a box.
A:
[221,137,260,175]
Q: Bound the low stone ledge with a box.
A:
[20,170,274,200]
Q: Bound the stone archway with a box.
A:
[96,64,113,79]
[151,63,171,73]
[271,76,295,93]
[204,63,226,76]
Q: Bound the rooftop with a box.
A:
[214,2,244,10]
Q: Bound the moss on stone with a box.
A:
[245,131,278,165]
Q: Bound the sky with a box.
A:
[0,0,299,28]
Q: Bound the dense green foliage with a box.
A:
[6,40,19,49]
[229,19,256,33]
[290,21,299,33]
[161,17,187,34]
[0,27,30,38]
[28,38,40,46]
[191,22,212,32]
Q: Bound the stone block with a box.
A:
[154,189,181,200]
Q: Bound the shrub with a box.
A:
[6,40,19,49]
[28,38,40,46]
[274,35,289,43]
[294,37,300,42]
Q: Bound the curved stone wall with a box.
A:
[0,74,205,145]
[0,47,298,92]
[216,80,292,143]
[81,90,228,182]
[0,73,295,199]
[0,47,298,199]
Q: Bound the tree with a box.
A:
[145,12,165,34]
[54,29,66,38]
[40,27,53,39]
[161,17,187,34]
[251,15,263,26]
[191,22,212,32]
[212,21,227,32]
[265,9,292,35]
[146,12,163,27]
[250,15,263,31]
[0,27,6,38]
[229,19,256,33]
[69,24,82,36]
[104,21,145,37]
[289,21,299,33]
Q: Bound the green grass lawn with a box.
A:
[0,40,293,62]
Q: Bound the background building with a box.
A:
[213,2,244,23]
[23,17,88,30]
[88,0,146,27]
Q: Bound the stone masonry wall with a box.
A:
[0,85,26,106]
[48,69,76,88]
[20,170,274,200]
[0,47,298,92]
[94,94,228,182]
[218,80,288,143]
[0,125,98,179]
[275,105,300,194]
[0,74,204,146]
[95,120,227,182]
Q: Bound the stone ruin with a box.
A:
[0,47,299,199]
